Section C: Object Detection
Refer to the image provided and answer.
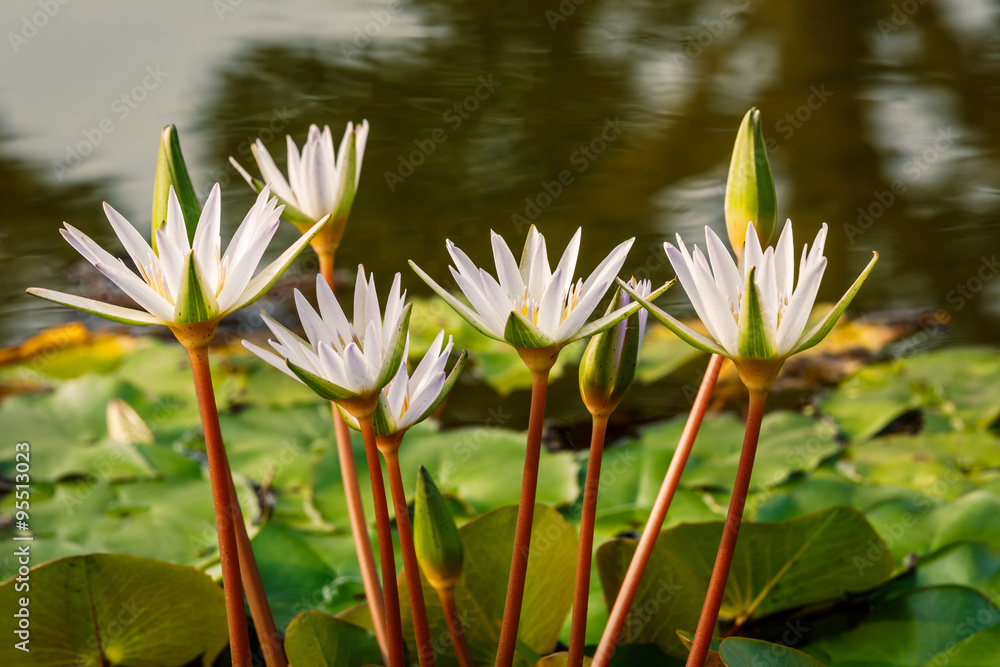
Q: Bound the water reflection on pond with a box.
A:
[2,0,999,354]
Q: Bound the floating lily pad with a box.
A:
[805,586,1000,666]
[597,507,894,657]
[0,553,227,666]
[283,610,383,667]
[719,637,828,666]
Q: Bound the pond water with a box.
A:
[2,0,1000,348]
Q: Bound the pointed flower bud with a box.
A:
[414,466,464,591]
[725,108,776,258]
[578,279,652,418]
[152,125,201,249]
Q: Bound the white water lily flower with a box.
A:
[230,121,369,236]
[243,268,411,402]
[410,226,639,350]
[340,331,468,437]
[621,220,878,391]
[27,184,326,336]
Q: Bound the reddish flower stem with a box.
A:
[438,586,475,667]
[567,413,610,667]
[591,353,724,667]
[359,415,407,667]
[319,250,390,663]
[186,345,252,667]
[684,388,768,667]
[381,441,437,667]
[223,458,287,667]
[494,366,551,667]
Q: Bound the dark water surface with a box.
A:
[2,0,1000,348]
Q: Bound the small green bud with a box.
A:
[725,108,776,259]
[578,280,649,418]
[152,125,201,250]
[414,466,463,591]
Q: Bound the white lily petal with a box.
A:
[252,141,297,205]
[102,203,156,275]
[775,257,827,355]
[774,219,794,300]
[552,228,581,299]
[27,288,164,326]
[536,267,565,335]
[242,340,301,381]
[491,230,524,298]
[192,184,222,293]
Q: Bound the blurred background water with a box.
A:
[1,0,999,347]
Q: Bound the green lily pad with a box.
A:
[399,505,577,667]
[249,523,363,629]
[805,586,1000,666]
[283,610,383,667]
[0,553,227,666]
[752,473,920,523]
[846,431,1000,498]
[313,421,580,526]
[591,411,838,526]
[597,507,894,657]
[719,637,828,666]
[0,473,258,569]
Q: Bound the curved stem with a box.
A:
[224,459,287,667]
[494,367,551,667]
[438,586,475,667]
[567,413,610,667]
[319,248,390,663]
[382,443,437,667]
[685,388,768,667]
[592,353,724,667]
[359,416,407,667]
[186,345,252,667]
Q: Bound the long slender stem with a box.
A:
[319,249,390,663]
[223,459,287,667]
[186,345,252,667]
[592,353,724,667]
[359,416,407,667]
[685,388,768,667]
[438,586,475,667]
[494,367,551,667]
[567,413,610,667]
[382,443,437,667]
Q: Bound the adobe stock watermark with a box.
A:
[510,117,629,230]
[199,106,297,193]
[546,0,585,30]
[843,126,959,244]
[8,0,72,54]
[672,0,751,71]
[383,75,502,192]
[340,0,405,62]
[52,65,170,181]
[877,0,929,39]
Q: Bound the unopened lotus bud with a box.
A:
[725,108,776,258]
[578,280,650,418]
[414,466,463,591]
[152,125,201,249]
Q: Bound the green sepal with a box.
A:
[792,252,879,355]
[152,125,201,250]
[376,303,413,391]
[725,108,777,257]
[736,266,778,361]
[26,288,163,326]
[617,278,726,356]
[286,361,361,402]
[172,252,219,324]
[504,311,556,349]
[414,466,464,591]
